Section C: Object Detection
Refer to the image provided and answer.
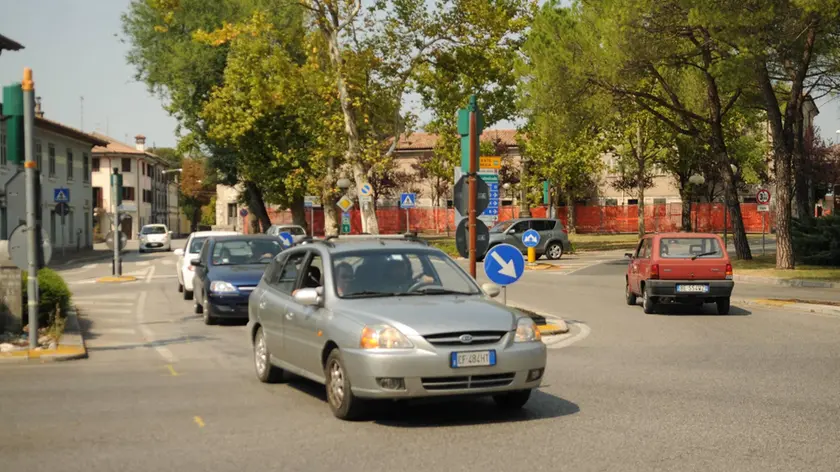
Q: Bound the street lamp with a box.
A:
[337,177,352,190]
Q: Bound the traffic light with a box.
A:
[111,168,123,207]
[2,83,24,165]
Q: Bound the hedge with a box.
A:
[21,268,71,326]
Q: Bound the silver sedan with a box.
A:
[247,237,547,420]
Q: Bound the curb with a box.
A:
[95,275,138,283]
[735,298,840,317]
[733,274,837,289]
[0,306,88,363]
[510,304,570,335]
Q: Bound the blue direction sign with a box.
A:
[482,208,499,216]
[278,232,294,248]
[488,199,499,208]
[400,193,416,209]
[484,244,525,286]
[360,183,373,197]
[53,188,70,203]
[522,229,540,248]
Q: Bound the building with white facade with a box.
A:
[1,99,108,250]
[91,134,181,239]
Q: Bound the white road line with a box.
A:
[136,261,150,266]
[161,259,175,266]
[144,265,156,284]
[76,308,134,315]
[544,321,591,349]
[82,263,98,269]
[73,294,139,301]
[88,328,137,335]
[136,290,176,363]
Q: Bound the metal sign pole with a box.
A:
[502,286,507,305]
[762,213,766,256]
[23,68,39,350]
[309,207,314,236]
[113,170,121,276]
[405,208,409,233]
[468,102,478,278]
[61,213,66,259]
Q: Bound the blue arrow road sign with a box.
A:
[400,193,416,208]
[489,191,500,199]
[482,208,499,216]
[484,244,525,286]
[278,232,295,247]
[488,199,499,208]
[522,229,540,248]
[53,188,70,203]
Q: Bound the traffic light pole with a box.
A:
[468,101,478,278]
[22,68,39,350]
[112,168,122,276]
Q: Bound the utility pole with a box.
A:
[468,98,478,278]
[112,168,122,276]
[23,68,39,350]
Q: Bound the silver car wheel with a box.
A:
[328,360,345,407]
[548,244,563,259]
[255,333,268,376]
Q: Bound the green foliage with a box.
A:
[791,215,840,266]
[22,268,71,323]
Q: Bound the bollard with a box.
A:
[527,247,536,264]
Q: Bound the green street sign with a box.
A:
[457,95,484,172]
[2,83,24,165]
[543,180,550,204]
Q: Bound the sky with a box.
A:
[1,0,838,148]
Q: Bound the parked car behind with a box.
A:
[191,235,284,325]
[174,230,239,300]
[248,234,547,420]
[625,233,734,314]
[266,224,308,243]
[484,218,570,261]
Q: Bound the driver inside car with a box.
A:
[382,258,434,293]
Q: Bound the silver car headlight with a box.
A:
[210,281,237,293]
[514,317,542,343]
[360,324,414,349]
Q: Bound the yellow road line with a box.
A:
[166,364,179,376]
[194,416,205,428]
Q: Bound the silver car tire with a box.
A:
[545,242,563,260]
[493,389,532,410]
[254,327,285,383]
[183,289,193,301]
[324,349,366,421]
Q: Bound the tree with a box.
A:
[180,158,213,232]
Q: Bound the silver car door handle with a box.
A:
[285,312,294,320]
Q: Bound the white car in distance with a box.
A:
[139,224,173,253]
[174,230,239,299]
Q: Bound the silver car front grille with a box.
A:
[421,373,515,391]
[423,331,507,346]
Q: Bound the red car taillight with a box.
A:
[725,263,733,279]
[650,263,660,279]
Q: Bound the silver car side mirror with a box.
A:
[294,287,322,306]
[482,283,501,298]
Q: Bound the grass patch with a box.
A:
[570,234,640,252]
[428,238,459,257]
[733,254,840,282]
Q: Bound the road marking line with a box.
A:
[194,416,205,428]
[161,260,175,266]
[167,364,180,376]
[88,328,137,335]
[144,265,156,284]
[76,308,134,315]
[136,291,176,363]
[545,321,591,349]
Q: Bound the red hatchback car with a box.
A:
[625,233,734,315]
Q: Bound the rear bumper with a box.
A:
[647,280,734,299]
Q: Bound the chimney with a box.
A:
[34,96,44,118]
[135,134,146,152]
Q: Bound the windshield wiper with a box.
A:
[343,290,399,299]
[411,287,473,295]
[691,251,719,260]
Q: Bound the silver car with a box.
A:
[247,235,547,420]
[266,224,307,243]
[485,218,571,260]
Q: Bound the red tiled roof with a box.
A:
[395,129,521,150]
[35,117,108,147]
[91,132,156,156]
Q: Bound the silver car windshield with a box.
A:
[332,250,480,298]
[212,239,283,266]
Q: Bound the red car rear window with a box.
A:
[659,238,723,259]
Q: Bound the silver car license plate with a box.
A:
[676,284,709,293]
[450,350,496,368]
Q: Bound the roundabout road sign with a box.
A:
[522,229,540,248]
[8,225,52,270]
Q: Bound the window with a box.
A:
[140,225,167,234]
[82,153,89,182]
[228,203,237,218]
[211,238,283,266]
[272,251,307,295]
[302,254,323,289]
[35,141,42,171]
[1,131,6,166]
[121,158,131,173]
[48,144,56,177]
[510,221,530,234]
[93,187,103,208]
[66,149,74,180]
[659,237,723,259]
[531,220,555,232]
[641,239,652,259]
[604,198,618,206]
[142,189,151,203]
[188,237,208,255]
[141,161,146,176]
[92,157,100,172]
[332,250,479,298]
[627,198,638,205]
[122,186,135,201]
[653,198,666,205]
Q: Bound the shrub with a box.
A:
[791,215,840,266]
[21,268,71,325]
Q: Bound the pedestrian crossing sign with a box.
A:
[400,193,416,209]
[54,188,70,203]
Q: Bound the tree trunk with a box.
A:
[323,192,338,237]
[681,199,692,232]
[324,29,379,234]
[190,206,201,233]
[774,146,796,268]
[567,200,576,234]
[636,130,646,238]
[290,195,306,228]
[793,105,811,220]
[243,181,271,232]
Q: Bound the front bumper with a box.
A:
[140,240,170,250]
[341,340,547,399]
[647,279,734,299]
[207,293,250,319]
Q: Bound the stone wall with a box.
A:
[0,241,24,332]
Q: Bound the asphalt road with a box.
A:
[1,240,839,471]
